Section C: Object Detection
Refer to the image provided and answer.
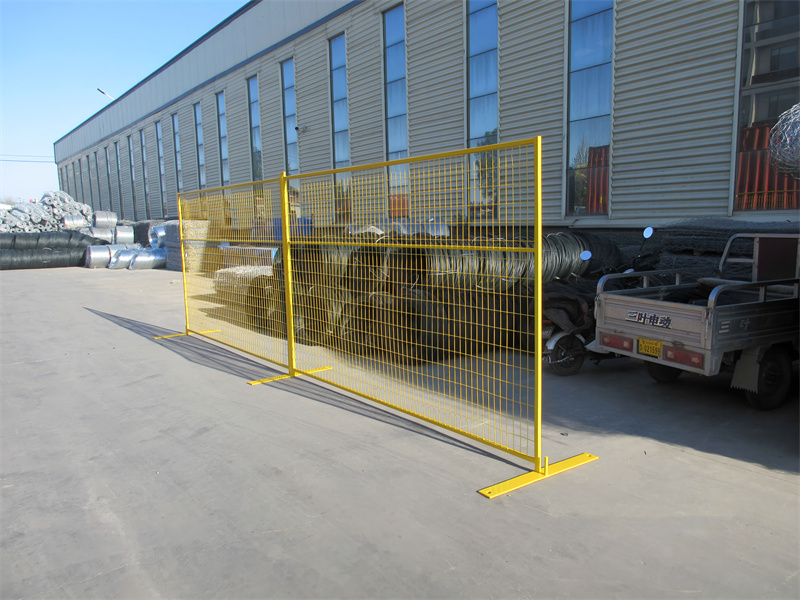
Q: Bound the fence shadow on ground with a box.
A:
[84,307,528,471]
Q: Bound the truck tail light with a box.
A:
[600,333,633,351]
[664,346,704,369]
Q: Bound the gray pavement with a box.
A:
[1,267,798,599]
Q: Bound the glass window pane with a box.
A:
[469,93,497,140]
[287,142,298,172]
[469,49,497,98]
[571,0,613,22]
[386,42,405,83]
[384,5,404,47]
[469,6,498,56]
[220,137,228,158]
[248,77,258,101]
[285,115,297,144]
[334,131,350,162]
[282,60,294,87]
[569,63,612,120]
[284,86,296,116]
[330,35,346,69]
[387,115,408,153]
[469,0,496,15]
[250,103,260,126]
[570,10,612,71]
[333,99,348,132]
[332,67,347,101]
[252,126,261,152]
[386,79,406,118]
[218,114,227,138]
[568,115,610,167]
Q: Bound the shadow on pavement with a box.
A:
[85,307,528,471]
[542,357,799,474]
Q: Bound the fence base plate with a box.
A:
[478,452,598,499]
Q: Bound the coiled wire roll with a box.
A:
[114,225,135,244]
[128,248,167,269]
[108,249,137,269]
[148,225,166,248]
[89,227,114,243]
[93,211,117,229]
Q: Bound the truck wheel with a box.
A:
[548,335,585,376]
[645,361,683,383]
[744,349,792,411]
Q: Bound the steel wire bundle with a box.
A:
[0,192,94,234]
[770,102,800,179]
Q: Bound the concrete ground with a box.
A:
[1,267,798,599]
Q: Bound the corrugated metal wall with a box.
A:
[406,0,464,156]
[499,0,566,223]
[295,33,331,174]
[178,104,198,194]
[228,78,252,185]
[347,1,387,166]
[161,115,178,217]
[611,0,740,220]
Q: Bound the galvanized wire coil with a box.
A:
[128,247,167,269]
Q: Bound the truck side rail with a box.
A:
[596,269,697,296]
[706,278,799,310]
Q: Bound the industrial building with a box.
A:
[53,0,799,228]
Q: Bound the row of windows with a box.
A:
[59,0,797,219]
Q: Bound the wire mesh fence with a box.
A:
[177,138,595,494]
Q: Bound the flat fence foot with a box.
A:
[478,453,598,499]
[248,366,331,386]
[153,329,220,340]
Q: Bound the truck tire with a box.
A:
[645,361,683,383]
[744,348,792,411]
[548,335,586,376]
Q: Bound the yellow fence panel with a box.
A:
[175,138,596,497]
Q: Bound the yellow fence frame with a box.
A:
[170,137,596,497]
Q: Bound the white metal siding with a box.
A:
[345,1,386,166]
[227,77,251,185]
[202,95,221,189]
[161,113,178,217]
[499,0,565,224]
[612,0,740,220]
[261,57,286,182]
[295,33,331,173]
[179,103,199,193]
[407,0,465,156]
[144,125,162,219]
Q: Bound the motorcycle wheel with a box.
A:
[744,349,791,411]
[548,335,585,377]
[645,361,683,383]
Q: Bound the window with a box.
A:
[128,135,137,220]
[63,166,70,197]
[115,141,125,220]
[104,147,114,214]
[566,0,613,216]
[194,103,206,189]
[735,0,799,210]
[172,114,183,194]
[140,129,150,219]
[468,0,498,214]
[384,4,408,212]
[86,155,94,208]
[217,92,229,186]
[281,59,299,178]
[71,162,78,201]
[247,77,262,181]
[330,34,350,221]
[156,121,166,217]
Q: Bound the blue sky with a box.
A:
[0,0,247,202]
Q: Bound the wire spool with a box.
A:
[108,249,138,269]
[89,227,114,243]
[345,244,389,300]
[0,247,86,270]
[148,225,166,248]
[84,243,143,268]
[128,247,167,270]
[93,211,117,228]
[335,293,393,357]
[114,225,135,245]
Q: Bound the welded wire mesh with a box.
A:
[179,140,556,461]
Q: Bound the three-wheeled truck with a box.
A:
[589,233,799,409]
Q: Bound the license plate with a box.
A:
[638,338,663,357]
